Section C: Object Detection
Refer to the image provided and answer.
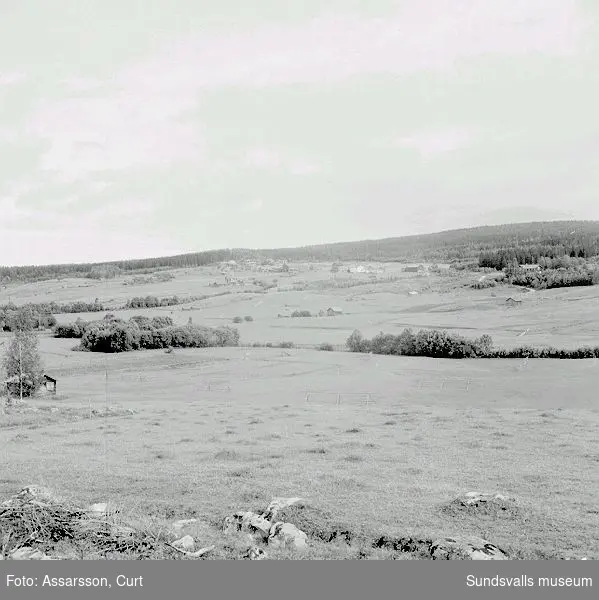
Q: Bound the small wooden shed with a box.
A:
[43,375,57,393]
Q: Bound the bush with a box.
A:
[232,316,243,323]
[470,279,496,289]
[317,342,334,351]
[125,295,181,309]
[53,322,87,338]
[78,316,240,353]
[151,316,174,329]
[347,328,493,358]
[346,330,371,353]
[291,310,312,318]
[244,315,254,322]
[278,341,295,349]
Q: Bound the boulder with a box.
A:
[172,535,195,551]
[262,497,303,521]
[9,548,53,560]
[430,536,508,560]
[222,511,271,540]
[244,546,268,560]
[268,522,308,550]
[172,519,199,534]
[87,502,108,517]
[460,492,514,505]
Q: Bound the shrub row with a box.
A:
[346,329,493,358]
[346,329,599,359]
[125,295,182,309]
[54,315,239,352]
[491,345,599,359]
[0,307,57,332]
[509,266,599,290]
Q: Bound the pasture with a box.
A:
[1,263,598,559]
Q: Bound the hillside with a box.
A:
[2,220,599,283]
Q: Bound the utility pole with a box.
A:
[18,337,23,403]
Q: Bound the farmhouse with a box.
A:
[326,307,343,316]
[520,264,541,271]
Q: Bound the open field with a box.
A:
[4,262,599,349]
[1,263,599,559]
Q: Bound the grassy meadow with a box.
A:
[1,262,598,559]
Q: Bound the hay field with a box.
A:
[1,263,599,559]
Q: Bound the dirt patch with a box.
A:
[372,535,434,559]
[275,503,362,545]
[440,492,523,520]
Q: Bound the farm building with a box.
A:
[505,297,523,307]
[520,264,541,271]
[326,307,344,316]
[403,266,419,273]
[43,375,57,393]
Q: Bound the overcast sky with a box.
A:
[1,0,598,266]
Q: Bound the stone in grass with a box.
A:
[262,497,303,521]
[430,536,508,560]
[244,546,268,560]
[222,512,272,541]
[86,502,108,517]
[9,548,54,560]
[172,535,195,551]
[172,519,199,534]
[268,522,308,550]
[442,491,521,518]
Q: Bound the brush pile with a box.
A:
[0,486,158,559]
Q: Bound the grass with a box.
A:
[1,263,599,559]
[1,346,597,559]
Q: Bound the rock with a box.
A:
[460,492,513,505]
[9,548,52,560]
[172,535,195,551]
[172,519,199,534]
[268,522,308,550]
[245,546,268,560]
[430,536,508,560]
[245,514,272,540]
[442,492,521,518]
[87,502,108,517]
[223,511,271,540]
[262,497,303,521]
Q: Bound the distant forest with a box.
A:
[2,221,599,283]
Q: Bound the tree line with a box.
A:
[3,221,599,283]
[345,329,599,359]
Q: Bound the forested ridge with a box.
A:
[2,220,599,283]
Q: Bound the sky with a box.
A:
[1,0,599,266]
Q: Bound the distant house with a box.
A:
[403,266,419,273]
[520,264,540,271]
[505,297,523,307]
[326,307,344,316]
[43,375,57,394]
